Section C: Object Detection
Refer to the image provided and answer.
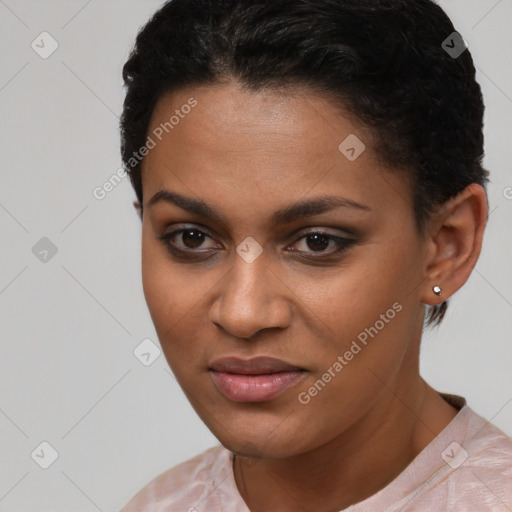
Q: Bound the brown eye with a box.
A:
[303,233,332,252]
[158,227,219,257]
[289,231,356,257]
[179,230,207,249]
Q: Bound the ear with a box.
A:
[420,183,488,306]
[133,200,143,221]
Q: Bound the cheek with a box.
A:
[141,233,215,370]
[307,241,419,334]
[295,239,422,393]
[141,234,184,345]
[141,238,168,321]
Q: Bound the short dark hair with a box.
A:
[120,0,489,327]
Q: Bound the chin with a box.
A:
[207,414,312,460]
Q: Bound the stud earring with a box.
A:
[433,285,442,296]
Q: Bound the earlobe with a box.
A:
[432,285,443,296]
[421,183,488,306]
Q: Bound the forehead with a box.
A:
[145,82,368,164]
[141,81,413,224]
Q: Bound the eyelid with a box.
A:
[297,226,356,239]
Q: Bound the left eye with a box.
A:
[290,232,349,254]
[286,231,356,258]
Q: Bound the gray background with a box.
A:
[0,1,510,510]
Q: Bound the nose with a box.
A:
[208,252,292,339]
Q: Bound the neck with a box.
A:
[233,375,458,512]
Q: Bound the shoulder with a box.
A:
[465,407,512,465]
[396,406,512,511]
[120,445,235,512]
[447,408,512,508]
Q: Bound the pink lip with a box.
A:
[209,357,307,402]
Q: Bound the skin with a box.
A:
[137,81,488,512]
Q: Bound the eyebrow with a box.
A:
[147,189,371,225]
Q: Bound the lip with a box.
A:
[209,356,307,402]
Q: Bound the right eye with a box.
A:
[158,226,221,258]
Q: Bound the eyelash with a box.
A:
[157,225,357,260]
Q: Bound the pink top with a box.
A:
[120,395,512,511]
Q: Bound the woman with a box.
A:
[119,0,512,510]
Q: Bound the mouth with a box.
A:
[209,356,307,402]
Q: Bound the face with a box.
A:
[140,81,429,459]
